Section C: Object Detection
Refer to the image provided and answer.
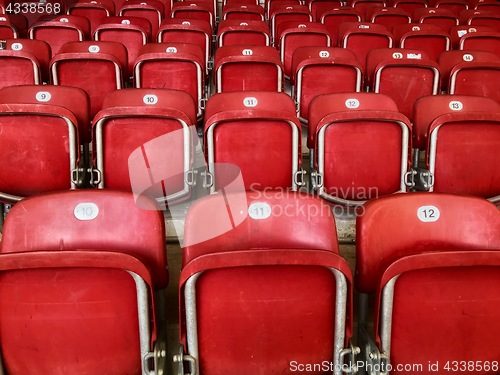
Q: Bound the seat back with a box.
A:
[216,19,271,47]
[204,91,302,192]
[367,47,440,120]
[214,45,284,92]
[0,190,167,374]
[309,92,411,205]
[93,88,197,206]
[67,0,115,33]
[413,7,459,30]
[426,112,500,201]
[118,0,167,37]
[134,42,205,118]
[50,40,127,117]
[319,7,362,46]
[292,46,363,122]
[393,23,451,61]
[0,38,50,88]
[222,3,265,20]
[180,190,353,375]
[459,30,500,57]
[356,193,500,371]
[368,7,412,32]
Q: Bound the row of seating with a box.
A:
[0,189,498,374]
[0,86,498,210]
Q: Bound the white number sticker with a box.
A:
[74,203,99,221]
[242,49,253,56]
[88,45,100,53]
[417,205,440,222]
[11,43,23,51]
[345,98,360,109]
[36,91,51,102]
[412,26,420,31]
[60,17,69,22]
[166,46,178,53]
[243,97,258,107]
[449,100,463,111]
[182,21,191,25]
[143,94,158,105]
[298,24,307,28]
[121,19,131,24]
[319,50,330,58]
[248,202,272,220]
[463,53,474,62]
[240,22,248,26]
[392,52,403,59]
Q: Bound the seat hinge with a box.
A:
[294,168,307,187]
[185,169,198,187]
[311,171,324,189]
[339,342,361,374]
[173,345,198,375]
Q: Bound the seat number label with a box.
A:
[74,203,99,221]
[36,91,51,102]
[417,205,440,222]
[248,202,272,220]
[243,97,258,107]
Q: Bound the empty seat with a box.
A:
[0,84,91,144]
[413,7,459,30]
[449,24,495,48]
[426,111,500,201]
[222,3,265,20]
[393,23,450,61]
[216,19,271,47]
[276,21,331,79]
[28,15,91,57]
[214,45,284,92]
[367,48,440,119]
[67,0,115,33]
[267,0,302,20]
[92,89,197,205]
[459,30,500,56]
[118,0,167,37]
[94,16,152,78]
[156,18,212,73]
[412,94,500,152]
[431,0,468,15]
[389,0,428,15]
[459,9,500,31]
[438,49,499,92]
[339,22,394,73]
[0,14,26,38]
[269,4,312,40]
[134,42,206,119]
[0,39,50,88]
[0,189,168,375]
[367,7,412,31]
[319,7,362,46]
[473,0,500,12]
[347,0,387,17]
[171,1,215,29]
[308,92,411,206]
[50,41,127,117]
[356,193,500,374]
[0,89,81,203]
[204,91,303,192]
[292,46,363,122]
[306,0,343,21]
[178,190,355,375]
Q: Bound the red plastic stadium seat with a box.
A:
[367,7,412,31]
[413,7,459,30]
[389,0,427,15]
[292,46,363,122]
[94,16,152,78]
[178,190,355,375]
[266,0,301,20]
[134,42,206,119]
[0,189,168,375]
[366,48,440,120]
[92,89,197,206]
[319,7,362,46]
[269,4,312,40]
[156,18,212,73]
[118,0,167,37]
[459,9,500,31]
[339,22,394,73]
[0,14,24,38]
[307,0,343,21]
[0,38,50,88]
[448,24,495,48]
[50,41,127,117]
[459,30,500,56]
[308,92,411,206]
[28,15,90,57]
[473,0,500,12]
[393,23,451,61]
[356,193,500,374]
[412,94,500,151]
[216,19,271,47]
[67,0,115,33]
[0,92,81,203]
[276,21,331,79]
[171,1,215,29]
[222,3,265,20]
[347,0,387,17]
[0,84,91,144]
[432,0,468,15]
[203,91,303,192]
[438,49,499,92]
[214,45,284,93]
[426,112,500,200]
